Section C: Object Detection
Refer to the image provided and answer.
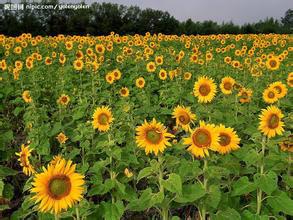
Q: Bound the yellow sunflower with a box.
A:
[193,76,217,103]
[56,132,68,144]
[183,121,219,158]
[258,105,285,138]
[112,69,122,80]
[124,168,133,178]
[269,82,288,99]
[266,56,280,70]
[31,158,85,214]
[15,144,35,176]
[184,72,192,80]
[136,77,145,88]
[263,87,278,104]
[136,118,174,156]
[172,105,196,132]
[287,72,293,87]
[92,106,114,132]
[22,90,32,103]
[105,72,115,84]
[279,135,293,152]
[159,69,168,80]
[155,55,163,65]
[220,77,235,95]
[120,87,129,97]
[57,94,70,106]
[215,125,240,154]
[146,61,156,73]
[238,88,252,103]
[73,59,83,71]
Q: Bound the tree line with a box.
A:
[0,0,292,36]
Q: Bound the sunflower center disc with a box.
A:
[179,113,190,125]
[268,114,279,129]
[146,130,161,144]
[224,82,232,90]
[49,176,71,198]
[268,91,275,99]
[193,129,211,148]
[61,97,68,103]
[98,114,109,125]
[199,84,211,96]
[270,60,277,67]
[219,133,231,146]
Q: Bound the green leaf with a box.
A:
[13,107,23,116]
[242,210,269,220]
[102,200,124,220]
[204,185,221,209]
[137,167,153,182]
[0,180,3,196]
[127,188,154,211]
[231,176,256,196]
[267,191,293,216]
[88,179,115,196]
[0,165,18,178]
[254,171,277,195]
[162,173,182,194]
[3,183,14,200]
[211,208,241,220]
[175,183,206,203]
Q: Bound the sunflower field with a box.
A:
[0,33,292,220]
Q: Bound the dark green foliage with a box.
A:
[0,1,291,36]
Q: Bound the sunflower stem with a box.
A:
[75,206,80,220]
[257,136,266,215]
[200,159,208,220]
[158,154,169,220]
[54,214,59,220]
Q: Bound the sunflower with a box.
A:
[22,90,32,103]
[155,56,163,65]
[193,76,217,103]
[73,59,83,71]
[15,144,35,176]
[159,69,167,80]
[57,94,70,106]
[56,132,68,144]
[135,77,145,88]
[172,106,196,132]
[269,82,288,99]
[184,72,192,80]
[92,106,114,132]
[136,118,174,156]
[266,56,280,70]
[31,158,84,214]
[220,77,235,95]
[263,87,278,104]
[112,69,122,80]
[120,87,129,97]
[95,44,105,54]
[238,88,252,103]
[215,125,240,154]
[183,121,219,158]
[287,72,293,87]
[124,168,133,178]
[258,105,285,138]
[105,72,115,84]
[146,61,156,73]
[279,135,293,152]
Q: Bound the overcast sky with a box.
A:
[2,0,292,25]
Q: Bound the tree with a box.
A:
[281,9,293,31]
